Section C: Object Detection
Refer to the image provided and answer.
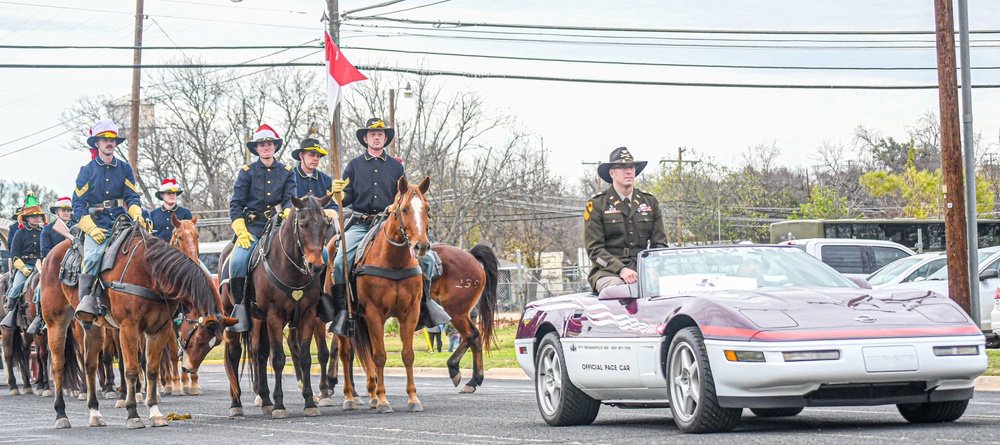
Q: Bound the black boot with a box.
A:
[26,314,44,335]
[416,276,450,331]
[226,277,251,333]
[0,296,19,329]
[74,274,104,330]
[328,283,351,336]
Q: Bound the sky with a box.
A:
[2,0,1000,204]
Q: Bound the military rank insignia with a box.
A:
[636,203,651,214]
[584,201,593,221]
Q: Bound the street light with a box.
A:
[388,82,412,157]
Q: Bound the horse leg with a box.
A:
[297,318,319,417]
[144,331,169,427]
[20,331,34,395]
[35,331,52,396]
[224,330,244,417]
[254,320,273,414]
[398,311,422,412]
[82,327,107,427]
[119,325,144,429]
[267,317,289,419]
[315,320,333,407]
[2,328,18,394]
[363,314,391,413]
[48,315,71,428]
[449,315,483,393]
[335,335,357,410]
[189,371,202,395]
[166,330,182,396]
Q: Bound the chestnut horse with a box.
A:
[41,229,234,429]
[164,214,206,396]
[351,176,432,413]
[222,194,332,418]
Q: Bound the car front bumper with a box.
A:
[705,335,986,409]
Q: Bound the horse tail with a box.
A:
[62,326,84,392]
[469,244,499,353]
[10,327,29,376]
[352,312,374,370]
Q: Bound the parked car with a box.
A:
[779,238,915,278]
[198,241,229,288]
[885,246,1000,346]
[515,245,986,433]
[866,253,947,289]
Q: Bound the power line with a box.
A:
[0,44,322,50]
[346,16,1000,36]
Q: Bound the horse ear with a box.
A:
[398,176,409,195]
[418,176,430,194]
[171,212,181,228]
[191,214,199,225]
[291,195,304,208]
[319,192,333,208]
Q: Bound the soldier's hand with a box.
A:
[17,266,31,277]
[619,267,638,284]
[323,209,338,221]
[331,178,350,194]
[280,208,290,220]
[235,232,254,249]
[88,227,108,244]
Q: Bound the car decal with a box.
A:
[534,298,662,335]
[702,324,981,341]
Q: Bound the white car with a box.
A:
[866,253,947,289]
[885,246,1000,347]
[780,238,915,279]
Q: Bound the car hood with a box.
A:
[660,286,975,334]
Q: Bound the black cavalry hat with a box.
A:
[291,138,329,160]
[355,118,394,148]
[597,147,647,183]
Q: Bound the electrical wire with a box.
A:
[0,44,322,50]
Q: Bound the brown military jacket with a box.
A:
[584,186,668,291]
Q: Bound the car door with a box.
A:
[976,256,1000,331]
[871,246,913,274]
[560,295,642,394]
[819,244,866,275]
[902,258,946,283]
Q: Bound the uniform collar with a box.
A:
[23,225,42,232]
[94,156,119,167]
[364,151,387,161]
[160,205,176,213]
[295,164,316,179]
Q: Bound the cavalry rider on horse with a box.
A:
[25,196,78,333]
[290,136,340,323]
[73,119,146,329]
[149,178,193,243]
[227,124,297,333]
[1,192,46,329]
[329,118,450,336]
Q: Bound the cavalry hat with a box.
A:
[246,124,283,156]
[291,138,329,160]
[18,191,47,228]
[49,196,72,214]
[356,118,394,148]
[597,147,647,183]
[87,119,126,149]
[11,207,22,219]
[155,178,183,200]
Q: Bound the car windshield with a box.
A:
[924,250,997,281]
[867,256,926,286]
[641,246,857,295]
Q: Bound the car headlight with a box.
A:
[782,350,840,362]
[932,345,979,356]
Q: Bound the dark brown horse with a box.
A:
[2,269,37,395]
[222,194,332,418]
[41,229,234,429]
[351,176,432,413]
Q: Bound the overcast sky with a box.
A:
[2,0,1000,204]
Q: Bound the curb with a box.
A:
[975,375,1000,391]
[197,362,530,380]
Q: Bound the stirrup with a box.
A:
[0,309,17,330]
[329,309,351,336]
[26,315,44,335]
[317,293,337,323]
[227,303,251,333]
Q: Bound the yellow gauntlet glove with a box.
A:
[13,258,31,277]
[231,218,254,249]
[280,208,291,220]
[331,178,350,194]
[128,205,147,229]
[78,215,107,244]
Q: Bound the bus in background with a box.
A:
[770,219,1000,252]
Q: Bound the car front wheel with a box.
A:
[897,400,969,423]
[535,333,600,426]
[667,327,742,433]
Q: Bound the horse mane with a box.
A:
[143,234,217,315]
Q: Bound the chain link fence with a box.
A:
[497,265,591,312]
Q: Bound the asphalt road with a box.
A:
[2,365,1000,444]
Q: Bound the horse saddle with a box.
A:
[58,218,134,288]
[350,218,443,281]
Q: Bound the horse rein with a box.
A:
[381,192,424,250]
[277,207,329,276]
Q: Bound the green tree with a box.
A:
[792,186,854,219]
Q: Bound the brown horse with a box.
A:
[164,214,205,396]
[2,269,36,395]
[222,194,332,418]
[41,229,234,429]
[351,176,432,413]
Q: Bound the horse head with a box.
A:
[178,310,235,374]
[170,214,200,263]
[289,194,333,275]
[391,176,431,258]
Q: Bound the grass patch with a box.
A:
[987,349,1000,376]
[204,318,521,370]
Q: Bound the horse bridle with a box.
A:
[278,207,329,276]
[179,314,223,350]
[381,193,422,249]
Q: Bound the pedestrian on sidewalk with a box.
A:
[446,323,460,352]
[427,323,443,353]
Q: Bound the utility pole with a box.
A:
[958,0,980,324]
[660,147,699,246]
[326,0,342,178]
[128,0,144,175]
[935,0,972,315]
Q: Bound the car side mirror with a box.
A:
[979,269,999,281]
[848,276,872,289]
[597,283,639,300]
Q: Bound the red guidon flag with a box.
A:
[325,32,367,118]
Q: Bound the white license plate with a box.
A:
[862,346,919,372]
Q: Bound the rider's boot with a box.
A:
[328,283,351,336]
[26,313,44,335]
[417,276,450,331]
[0,296,19,329]
[74,274,104,330]
[317,272,337,323]
[226,277,251,333]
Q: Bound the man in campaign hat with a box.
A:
[291,136,340,323]
[149,178,194,243]
[2,192,47,329]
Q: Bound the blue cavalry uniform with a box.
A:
[6,208,21,253]
[40,197,77,259]
[73,119,146,327]
[150,206,193,243]
[226,124,296,332]
[291,137,340,323]
[2,192,46,329]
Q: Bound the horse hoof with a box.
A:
[135,393,143,402]
[126,418,145,429]
[115,399,126,409]
[151,416,168,427]
[23,387,33,395]
[89,414,106,427]
[9,388,19,396]
[188,387,202,396]
[407,401,423,412]
[261,405,273,415]
[450,373,461,387]
[42,390,53,397]
[317,397,334,407]
[54,418,71,429]
[369,399,378,409]
[254,395,262,407]
[174,389,185,397]
[343,400,358,411]
[77,393,87,401]
[460,385,477,394]
[70,390,80,398]
[304,407,320,417]
[104,391,117,399]
[229,407,244,418]
[271,409,288,419]
[376,403,393,414]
